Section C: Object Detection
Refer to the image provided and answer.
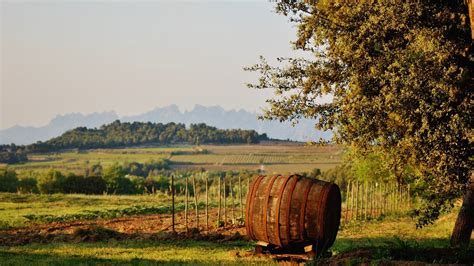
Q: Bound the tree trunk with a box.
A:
[450,176,474,247]
[450,1,474,247]
[467,0,473,41]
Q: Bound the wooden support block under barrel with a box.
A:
[246,174,341,256]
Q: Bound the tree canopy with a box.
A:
[0,121,269,158]
[246,1,472,231]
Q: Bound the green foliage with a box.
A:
[17,176,38,194]
[23,205,180,223]
[37,169,66,194]
[0,168,19,192]
[0,150,27,164]
[0,121,268,157]
[246,1,473,227]
[62,174,107,195]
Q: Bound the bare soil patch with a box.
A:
[0,207,245,246]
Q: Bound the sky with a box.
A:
[0,0,299,129]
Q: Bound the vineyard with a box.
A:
[7,143,343,174]
[0,144,472,264]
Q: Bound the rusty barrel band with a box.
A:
[274,175,292,247]
[246,175,265,240]
[316,183,332,246]
[263,175,279,243]
[284,175,300,246]
[299,180,313,241]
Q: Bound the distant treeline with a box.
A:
[0,161,257,195]
[0,121,269,163]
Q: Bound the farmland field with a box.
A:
[6,142,344,175]
[0,191,472,265]
[1,143,472,265]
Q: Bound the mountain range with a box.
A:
[0,105,332,145]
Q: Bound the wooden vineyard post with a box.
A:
[192,175,199,229]
[388,183,391,214]
[185,175,189,231]
[218,176,221,224]
[407,184,411,209]
[380,182,384,216]
[224,176,227,227]
[239,176,243,220]
[364,181,368,221]
[370,182,374,218]
[350,180,354,221]
[355,180,359,220]
[375,182,379,217]
[390,183,394,213]
[230,178,235,224]
[345,181,350,224]
[397,185,401,213]
[205,173,209,231]
[386,183,389,214]
[171,174,175,232]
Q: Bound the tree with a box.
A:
[246,1,473,246]
[0,169,19,192]
[38,169,66,194]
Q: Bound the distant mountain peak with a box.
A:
[0,105,332,145]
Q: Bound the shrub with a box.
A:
[38,169,66,194]
[0,168,19,192]
[17,177,38,194]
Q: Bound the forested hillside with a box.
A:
[0,121,269,162]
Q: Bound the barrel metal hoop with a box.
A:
[247,175,265,240]
[316,183,332,245]
[274,175,292,247]
[284,175,300,246]
[263,175,280,243]
[299,180,313,241]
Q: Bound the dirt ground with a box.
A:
[0,207,246,246]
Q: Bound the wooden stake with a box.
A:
[192,175,199,228]
[185,175,188,231]
[224,176,227,227]
[345,181,350,223]
[231,177,235,224]
[205,173,209,231]
[350,180,354,221]
[364,181,368,221]
[239,176,243,220]
[408,184,411,209]
[171,174,175,232]
[218,176,221,223]
[355,180,359,220]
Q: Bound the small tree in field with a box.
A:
[246,1,473,246]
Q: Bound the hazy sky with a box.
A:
[1,0,299,129]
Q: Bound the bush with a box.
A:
[38,169,66,194]
[82,176,107,194]
[0,169,19,192]
[108,176,137,194]
[17,177,38,194]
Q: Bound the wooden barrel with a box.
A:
[245,174,341,250]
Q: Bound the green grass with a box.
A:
[8,144,343,175]
[0,211,472,265]
[0,240,274,265]
[0,193,173,228]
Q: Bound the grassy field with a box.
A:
[1,144,472,264]
[0,193,176,229]
[0,208,472,265]
[6,143,343,175]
